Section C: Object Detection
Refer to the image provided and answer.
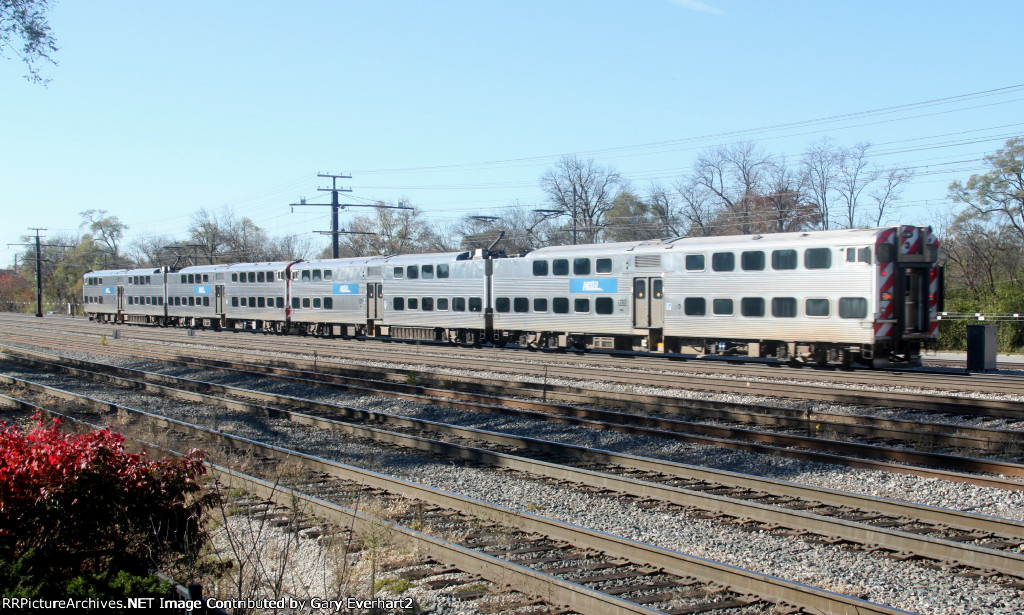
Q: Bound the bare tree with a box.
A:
[125,234,177,268]
[801,137,843,230]
[870,166,914,227]
[761,159,817,232]
[674,176,719,237]
[690,142,771,235]
[835,142,880,229]
[540,155,622,244]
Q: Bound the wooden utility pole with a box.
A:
[290,173,412,257]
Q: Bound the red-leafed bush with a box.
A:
[0,413,210,587]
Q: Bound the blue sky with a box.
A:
[2,0,1023,266]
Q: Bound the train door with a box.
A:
[366,283,383,319]
[902,270,927,334]
[117,286,125,311]
[215,285,225,314]
[632,277,664,328]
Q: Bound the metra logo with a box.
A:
[570,279,617,293]
[334,283,358,295]
[103,287,114,294]
[194,286,210,295]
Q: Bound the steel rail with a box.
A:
[0,398,658,615]
[5,366,1024,576]
[5,347,1024,487]
[0,388,911,615]
[3,315,1024,403]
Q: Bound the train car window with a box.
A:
[469,297,482,312]
[202,297,209,307]
[573,258,591,275]
[323,270,333,280]
[276,297,284,308]
[533,298,548,312]
[437,264,449,278]
[422,265,434,279]
[533,260,548,276]
[302,298,311,308]
[741,297,765,317]
[392,297,404,310]
[203,274,209,282]
[323,297,333,309]
[839,297,868,318]
[858,247,872,264]
[846,248,856,263]
[514,297,529,313]
[291,297,300,309]
[453,297,466,311]
[393,267,404,279]
[552,259,569,276]
[245,272,254,283]
[312,298,321,308]
[422,297,434,311]
[147,276,152,284]
[805,298,830,316]
[496,298,510,313]
[187,274,195,284]
[685,254,705,272]
[231,273,238,282]
[188,297,195,306]
[312,270,321,282]
[257,297,265,308]
[771,297,797,317]
[712,298,734,315]
[408,298,418,310]
[407,266,419,279]
[596,258,612,273]
[158,297,164,305]
[741,251,765,271]
[684,297,706,315]
[437,298,449,311]
[804,248,832,269]
[301,270,310,282]
[771,250,797,270]
[876,243,895,263]
[553,297,569,313]
[711,253,735,272]
[257,272,265,283]
[145,296,152,305]
[574,298,590,313]
[595,297,613,314]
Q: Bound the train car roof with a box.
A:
[85,267,162,276]
[379,251,475,264]
[523,227,901,259]
[176,261,294,274]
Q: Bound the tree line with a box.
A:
[3,137,1023,352]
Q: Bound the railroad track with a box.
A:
[3,351,1024,581]
[0,383,913,615]
[4,313,1024,403]
[4,345,1024,487]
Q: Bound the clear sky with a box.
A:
[2,0,1023,267]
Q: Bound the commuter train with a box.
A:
[83,226,942,367]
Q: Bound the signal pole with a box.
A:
[291,173,413,258]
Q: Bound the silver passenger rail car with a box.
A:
[381,251,490,344]
[290,257,384,337]
[221,262,293,332]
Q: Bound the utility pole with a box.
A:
[8,228,70,317]
[290,172,412,258]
